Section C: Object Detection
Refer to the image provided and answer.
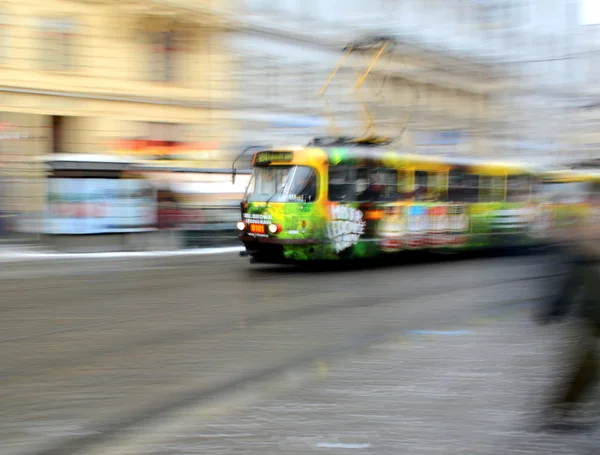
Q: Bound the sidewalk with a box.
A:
[0,244,245,279]
[0,245,244,262]
[96,311,598,455]
[0,229,241,263]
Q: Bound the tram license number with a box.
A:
[249,224,266,234]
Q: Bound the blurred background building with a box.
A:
[570,22,600,160]
[230,0,587,164]
[0,0,597,240]
[232,1,509,160]
[0,0,237,236]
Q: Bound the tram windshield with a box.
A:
[244,165,317,203]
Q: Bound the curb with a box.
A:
[0,246,245,263]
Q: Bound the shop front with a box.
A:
[0,113,50,241]
[125,164,251,248]
[38,154,162,252]
[108,138,223,162]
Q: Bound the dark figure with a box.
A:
[157,196,180,230]
[536,244,600,430]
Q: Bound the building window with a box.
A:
[265,62,280,105]
[0,11,7,63]
[147,31,180,82]
[38,18,76,71]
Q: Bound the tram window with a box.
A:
[479,175,505,202]
[430,173,447,202]
[413,171,428,201]
[244,165,316,203]
[507,175,531,202]
[413,171,444,202]
[328,166,353,202]
[287,166,317,202]
[398,170,412,196]
[448,171,479,202]
[248,166,291,197]
[368,168,398,201]
[415,171,428,188]
[328,166,369,202]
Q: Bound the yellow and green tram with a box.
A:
[236,143,538,264]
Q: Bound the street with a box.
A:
[1,250,596,454]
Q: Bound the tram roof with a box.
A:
[276,145,535,175]
[392,153,534,174]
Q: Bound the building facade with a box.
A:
[229,0,522,165]
[472,0,585,161]
[0,0,238,232]
[0,0,590,235]
[228,0,587,164]
[562,23,600,160]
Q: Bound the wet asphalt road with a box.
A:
[1,250,593,455]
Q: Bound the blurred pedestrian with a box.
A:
[535,220,600,431]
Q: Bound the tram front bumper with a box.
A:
[239,235,320,264]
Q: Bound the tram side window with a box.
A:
[431,172,447,201]
[413,171,428,201]
[398,170,412,197]
[328,166,369,202]
[448,171,479,203]
[413,171,445,202]
[479,175,505,202]
[507,175,532,202]
[368,168,398,202]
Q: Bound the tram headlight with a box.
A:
[268,223,282,234]
[237,221,246,231]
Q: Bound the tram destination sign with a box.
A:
[254,151,293,165]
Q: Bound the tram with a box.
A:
[236,144,537,264]
[234,36,538,264]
